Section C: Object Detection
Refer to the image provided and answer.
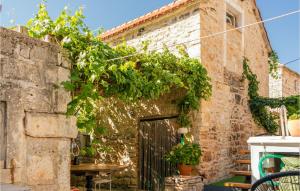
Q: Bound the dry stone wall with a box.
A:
[0,27,77,191]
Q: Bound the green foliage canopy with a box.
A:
[26,3,212,142]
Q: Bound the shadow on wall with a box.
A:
[74,91,182,186]
[92,90,184,163]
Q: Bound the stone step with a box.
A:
[231,170,252,176]
[239,149,250,155]
[224,182,251,189]
[236,159,251,165]
[0,169,12,184]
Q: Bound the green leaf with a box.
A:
[62,81,76,91]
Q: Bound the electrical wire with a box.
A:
[283,58,300,66]
[104,9,300,62]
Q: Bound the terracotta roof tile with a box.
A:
[100,0,197,40]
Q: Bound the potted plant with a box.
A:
[165,142,201,176]
[288,114,300,137]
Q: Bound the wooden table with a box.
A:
[71,163,128,191]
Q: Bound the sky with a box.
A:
[0,0,299,73]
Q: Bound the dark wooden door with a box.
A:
[139,117,178,191]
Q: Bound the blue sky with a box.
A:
[0,0,299,73]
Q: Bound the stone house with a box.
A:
[100,0,271,189]
[0,27,77,191]
[269,64,300,98]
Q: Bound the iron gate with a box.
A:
[139,117,178,191]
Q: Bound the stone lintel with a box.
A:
[25,112,77,138]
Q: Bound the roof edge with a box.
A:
[100,0,198,40]
[280,64,300,76]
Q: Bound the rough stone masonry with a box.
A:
[101,0,270,187]
[0,27,77,191]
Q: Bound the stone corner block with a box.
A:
[58,67,70,82]
[25,112,78,138]
[0,169,12,184]
[26,155,55,185]
[53,88,71,113]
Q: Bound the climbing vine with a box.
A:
[243,58,300,133]
[26,3,212,143]
[268,50,280,79]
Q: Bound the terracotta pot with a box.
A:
[288,119,300,137]
[178,164,192,176]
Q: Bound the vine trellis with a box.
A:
[26,3,212,152]
[26,3,299,153]
[243,58,300,133]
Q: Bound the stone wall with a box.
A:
[0,27,77,191]
[101,0,270,187]
[269,69,283,98]
[282,66,300,96]
[110,1,201,58]
[93,92,182,188]
[269,65,300,98]
[165,176,204,191]
[199,0,269,183]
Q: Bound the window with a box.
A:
[225,0,243,29]
[226,11,237,27]
[295,80,299,91]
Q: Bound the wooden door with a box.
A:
[139,117,178,191]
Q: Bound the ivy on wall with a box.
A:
[268,51,280,79]
[243,58,300,133]
[26,3,212,145]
